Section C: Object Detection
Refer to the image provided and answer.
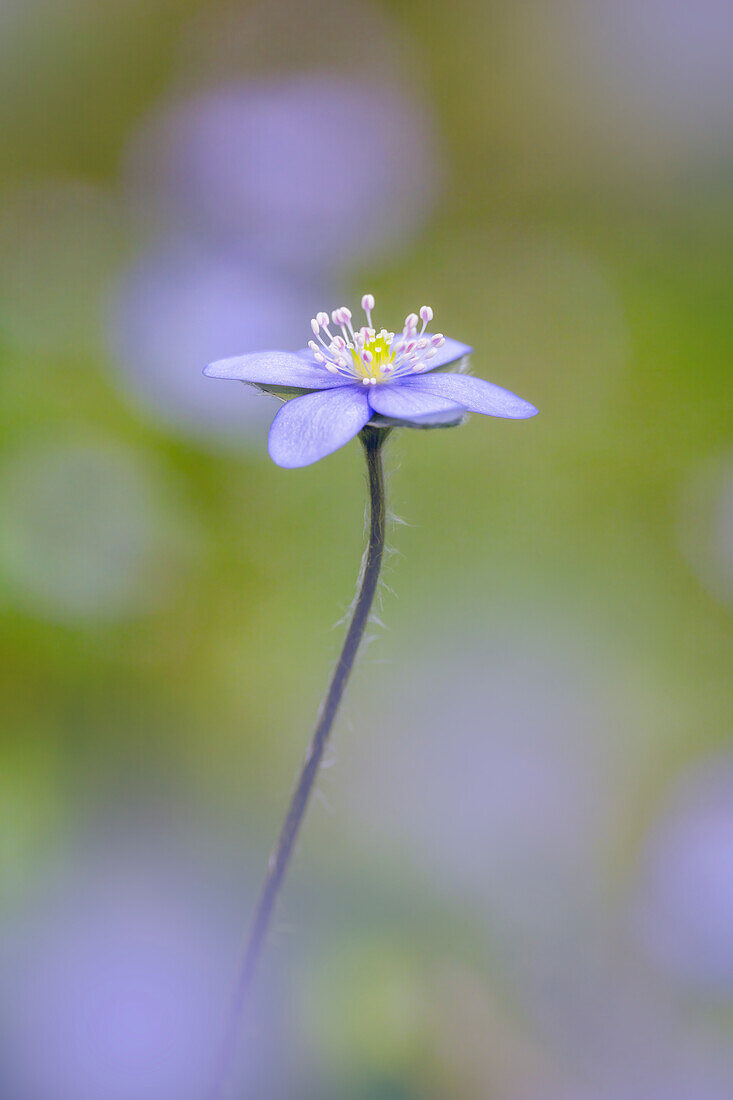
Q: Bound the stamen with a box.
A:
[307,295,443,384]
[361,293,375,328]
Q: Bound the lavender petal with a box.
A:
[268,386,372,467]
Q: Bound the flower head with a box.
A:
[204,295,538,467]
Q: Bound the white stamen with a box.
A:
[361,293,375,327]
[305,294,446,386]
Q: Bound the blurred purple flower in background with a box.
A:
[0,831,300,1100]
[634,752,733,993]
[1,855,229,1100]
[125,74,441,274]
[334,626,626,943]
[205,295,537,467]
[108,242,331,447]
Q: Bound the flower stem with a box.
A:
[209,427,388,1100]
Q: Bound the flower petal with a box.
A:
[367,383,464,421]
[400,373,538,419]
[268,385,372,468]
[422,336,473,373]
[204,350,346,390]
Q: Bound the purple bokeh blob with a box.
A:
[634,752,733,992]
[125,74,441,272]
[107,241,331,446]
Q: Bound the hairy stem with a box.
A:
[209,428,388,1100]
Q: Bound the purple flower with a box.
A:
[204,295,538,467]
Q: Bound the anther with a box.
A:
[419,305,433,324]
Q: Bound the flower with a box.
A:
[204,295,538,467]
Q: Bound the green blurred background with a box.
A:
[1,1,732,1098]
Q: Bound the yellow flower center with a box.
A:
[350,331,395,382]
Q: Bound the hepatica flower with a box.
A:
[204,294,537,466]
[203,295,538,1100]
